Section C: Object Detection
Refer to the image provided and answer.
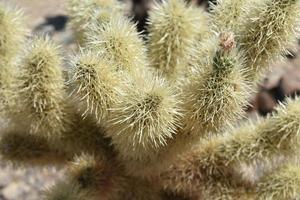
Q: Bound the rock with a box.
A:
[0,172,11,187]
[2,182,29,200]
[255,90,277,116]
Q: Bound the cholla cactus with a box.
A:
[0,4,27,114]
[1,0,300,199]
[16,37,71,138]
[67,0,124,45]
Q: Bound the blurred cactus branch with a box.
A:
[0,0,299,199]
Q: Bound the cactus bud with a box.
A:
[181,32,250,134]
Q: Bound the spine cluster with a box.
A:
[0,0,300,199]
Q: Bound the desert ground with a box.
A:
[0,0,300,199]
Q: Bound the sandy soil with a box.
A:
[3,0,66,27]
[0,0,300,199]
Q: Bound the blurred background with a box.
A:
[0,0,300,199]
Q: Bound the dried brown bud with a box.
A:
[219,32,236,52]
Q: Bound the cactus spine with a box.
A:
[17,37,70,138]
[0,4,27,114]
[147,0,206,78]
[239,0,300,80]
[0,1,299,200]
